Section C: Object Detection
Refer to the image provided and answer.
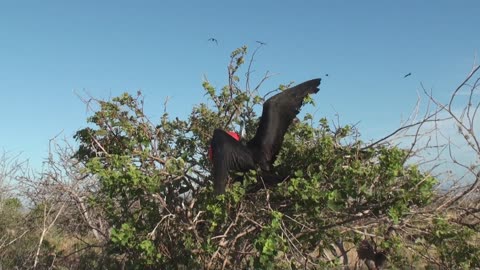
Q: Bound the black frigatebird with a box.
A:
[209,78,321,194]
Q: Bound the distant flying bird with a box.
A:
[209,78,321,194]
[403,72,412,78]
[325,74,329,77]
[208,38,218,45]
[256,40,267,45]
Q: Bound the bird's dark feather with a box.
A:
[211,129,255,194]
[247,78,321,171]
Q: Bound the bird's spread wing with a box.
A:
[211,129,255,194]
[248,78,321,170]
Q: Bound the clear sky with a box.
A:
[0,1,479,170]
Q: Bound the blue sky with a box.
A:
[0,1,479,170]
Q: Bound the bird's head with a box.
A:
[208,131,240,162]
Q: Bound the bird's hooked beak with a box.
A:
[239,119,246,139]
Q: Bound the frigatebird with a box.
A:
[209,78,321,194]
[208,38,218,45]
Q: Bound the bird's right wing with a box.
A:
[248,78,321,169]
[210,129,255,194]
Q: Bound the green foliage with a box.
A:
[252,211,286,269]
[427,216,480,269]
[275,119,437,225]
[0,197,23,230]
